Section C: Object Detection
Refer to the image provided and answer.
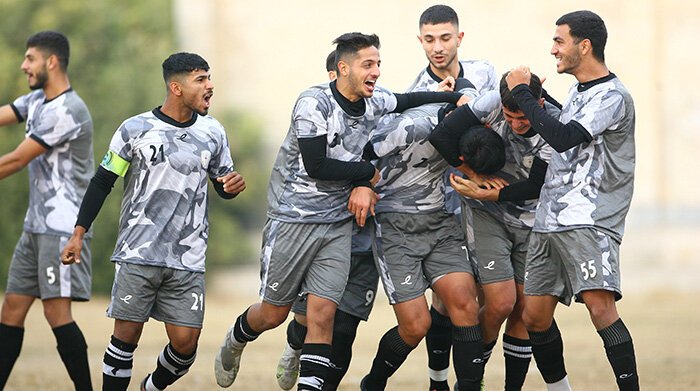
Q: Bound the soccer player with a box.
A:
[0,31,93,391]
[61,52,246,391]
[431,73,560,391]
[406,5,500,391]
[275,50,380,391]
[359,77,505,391]
[214,32,469,391]
[505,10,639,391]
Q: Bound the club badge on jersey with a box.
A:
[200,151,211,169]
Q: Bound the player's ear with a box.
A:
[168,80,182,96]
[338,60,349,77]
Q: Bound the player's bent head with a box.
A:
[460,125,506,175]
[556,10,607,62]
[162,52,210,83]
[333,32,380,65]
[26,31,70,72]
[499,71,542,112]
[419,4,458,28]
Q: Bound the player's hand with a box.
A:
[437,76,455,92]
[61,227,87,264]
[217,171,246,195]
[449,173,499,201]
[506,65,531,90]
[456,94,471,107]
[348,186,379,227]
[470,172,509,190]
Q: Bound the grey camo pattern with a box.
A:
[105,111,234,272]
[12,90,94,236]
[534,77,635,242]
[267,83,397,223]
[466,99,559,228]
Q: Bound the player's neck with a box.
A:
[43,74,71,101]
[573,60,609,84]
[335,78,362,103]
[160,100,195,123]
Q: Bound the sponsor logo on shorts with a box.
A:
[524,271,529,281]
[400,276,413,285]
[484,261,496,270]
[268,282,280,291]
[119,295,132,304]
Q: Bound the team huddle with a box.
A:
[0,4,638,391]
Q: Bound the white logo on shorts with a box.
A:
[400,276,412,285]
[524,272,529,281]
[120,295,132,304]
[268,282,280,291]
[484,261,496,270]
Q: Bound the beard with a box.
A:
[29,68,48,90]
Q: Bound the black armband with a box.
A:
[511,84,592,152]
[498,156,548,202]
[393,91,462,113]
[75,166,118,230]
[298,135,375,181]
[429,104,481,167]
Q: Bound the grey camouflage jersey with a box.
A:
[372,104,446,213]
[467,96,559,229]
[103,109,234,272]
[534,75,635,242]
[11,89,94,236]
[407,60,500,215]
[267,83,397,223]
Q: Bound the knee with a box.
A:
[399,312,431,341]
[260,311,288,330]
[485,297,515,321]
[170,336,199,356]
[522,308,549,332]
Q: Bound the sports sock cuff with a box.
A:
[503,334,530,346]
[528,319,561,345]
[52,322,87,349]
[453,324,482,342]
[597,318,632,347]
[385,326,416,354]
[0,323,25,336]
[484,338,497,351]
[166,343,197,362]
[110,335,137,353]
[503,334,532,359]
[334,310,361,335]
[430,306,452,328]
[235,307,261,343]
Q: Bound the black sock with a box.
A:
[0,323,24,389]
[452,324,484,391]
[150,343,196,389]
[232,308,261,344]
[365,326,417,390]
[482,339,497,364]
[287,318,308,350]
[426,307,452,390]
[102,335,137,391]
[528,320,566,384]
[53,322,93,391]
[299,343,331,391]
[502,334,531,391]
[323,310,361,391]
[598,319,639,391]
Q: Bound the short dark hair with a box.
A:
[325,50,338,73]
[499,72,542,112]
[460,125,506,175]
[26,31,70,72]
[556,10,607,62]
[162,52,210,82]
[333,33,380,64]
[419,5,459,28]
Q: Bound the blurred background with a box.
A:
[0,0,697,296]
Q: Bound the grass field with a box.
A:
[3,266,699,390]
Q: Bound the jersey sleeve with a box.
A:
[25,97,85,148]
[100,119,136,177]
[11,94,30,122]
[571,89,625,138]
[293,95,331,139]
[208,123,235,177]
